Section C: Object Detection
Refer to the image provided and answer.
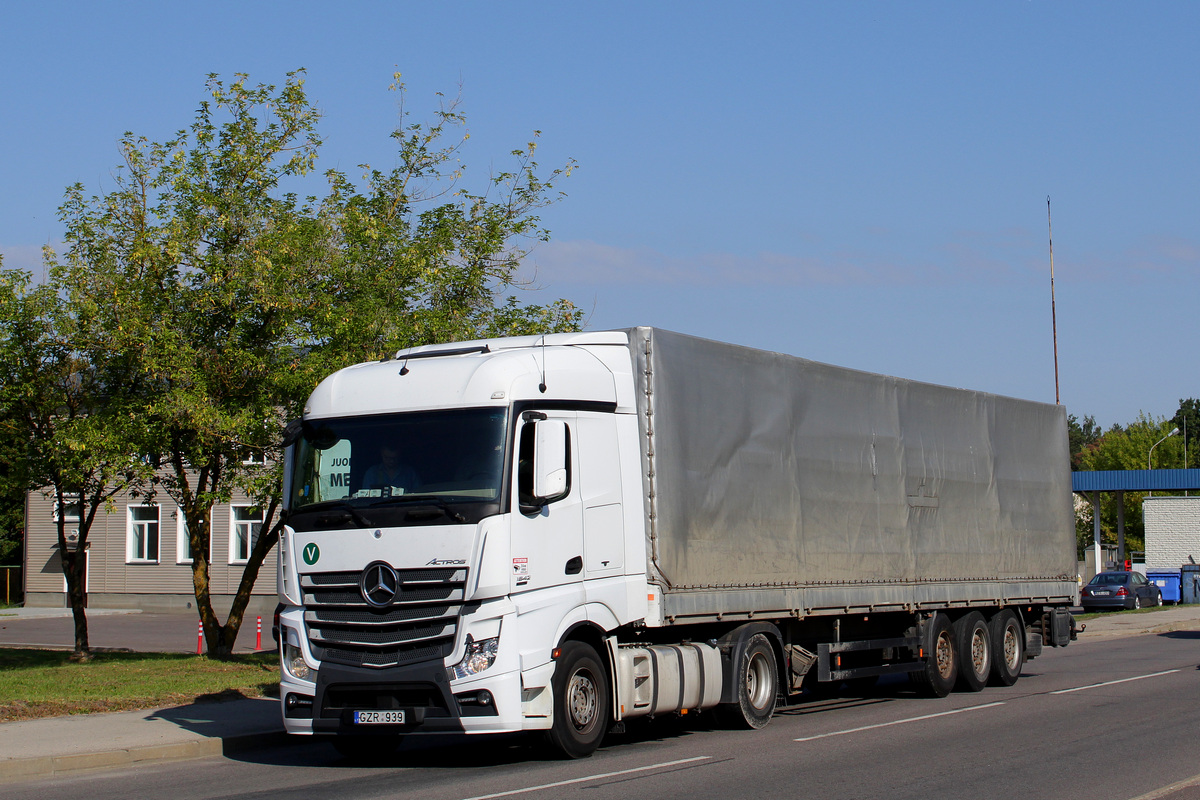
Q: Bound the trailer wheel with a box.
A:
[988,610,1023,686]
[545,641,610,759]
[911,613,957,698]
[720,633,778,729]
[953,612,991,692]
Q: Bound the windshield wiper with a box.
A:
[298,500,374,528]
[369,495,468,523]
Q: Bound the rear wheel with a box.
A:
[954,612,991,692]
[719,633,778,729]
[988,610,1023,686]
[911,613,957,698]
[1133,595,1141,609]
[545,642,610,758]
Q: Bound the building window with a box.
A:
[176,510,192,564]
[230,505,262,564]
[128,505,160,563]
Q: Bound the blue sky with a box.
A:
[2,2,1196,430]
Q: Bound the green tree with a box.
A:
[1067,413,1101,470]
[46,70,580,656]
[0,268,153,658]
[1170,398,1199,469]
[1075,414,1185,558]
[0,257,27,567]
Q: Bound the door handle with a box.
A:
[565,556,583,575]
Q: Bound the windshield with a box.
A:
[288,407,508,531]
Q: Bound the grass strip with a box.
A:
[0,649,279,722]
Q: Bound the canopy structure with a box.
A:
[1072,469,1200,572]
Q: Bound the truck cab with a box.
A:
[276,331,648,753]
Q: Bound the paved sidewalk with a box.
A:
[0,697,289,781]
[1,603,1198,783]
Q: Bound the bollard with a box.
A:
[196,619,203,655]
[256,616,262,650]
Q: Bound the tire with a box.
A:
[988,610,1024,687]
[911,613,957,698]
[331,735,400,762]
[719,633,778,729]
[545,641,610,759]
[953,612,991,693]
[1155,592,1163,607]
[1133,595,1141,610]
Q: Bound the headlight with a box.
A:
[282,627,312,682]
[450,634,499,680]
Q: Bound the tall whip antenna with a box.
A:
[1047,196,1060,405]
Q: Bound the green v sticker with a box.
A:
[302,543,320,565]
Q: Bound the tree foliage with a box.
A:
[10,70,580,656]
[0,267,154,657]
[1072,411,1190,558]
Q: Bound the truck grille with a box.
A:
[301,567,467,669]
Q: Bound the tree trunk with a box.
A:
[221,500,281,654]
[65,547,90,661]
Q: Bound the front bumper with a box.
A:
[280,660,528,736]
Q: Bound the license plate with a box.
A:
[353,710,405,725]
[1092,590,1110,596]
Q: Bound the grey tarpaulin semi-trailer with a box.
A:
[627,327,1078,624]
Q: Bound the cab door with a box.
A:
[508,411,585,596]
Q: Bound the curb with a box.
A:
[0,730,292,782]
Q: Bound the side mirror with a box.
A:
[519,418,571,513]
[532,420,570,503]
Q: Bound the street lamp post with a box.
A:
[1147,427,1180,497]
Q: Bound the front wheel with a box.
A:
[545,641,610,759]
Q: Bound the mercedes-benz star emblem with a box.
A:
[360,562,399,608]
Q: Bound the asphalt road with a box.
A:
[6,629,1200,800]
[0,610,270,653]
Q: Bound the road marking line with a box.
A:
[793,701,1005,742]
[1051,669,1180,694]
[458,756,712,800]
[1125,771,1200,800]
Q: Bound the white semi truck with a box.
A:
[276,327,1078,758]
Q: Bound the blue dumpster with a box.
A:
[1146,568,1182,604]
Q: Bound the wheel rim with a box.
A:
[567,668,599,733]
[935,630,955,679]
[1002,624,1020,670]
[970,628,987,676]
[745,651,774,710]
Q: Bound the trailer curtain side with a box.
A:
[629,327,1076,620]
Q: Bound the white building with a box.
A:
[23,485,278,616]
[1143,495,1200,569]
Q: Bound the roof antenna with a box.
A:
[399,355,410,376]
[538,334,547,393]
